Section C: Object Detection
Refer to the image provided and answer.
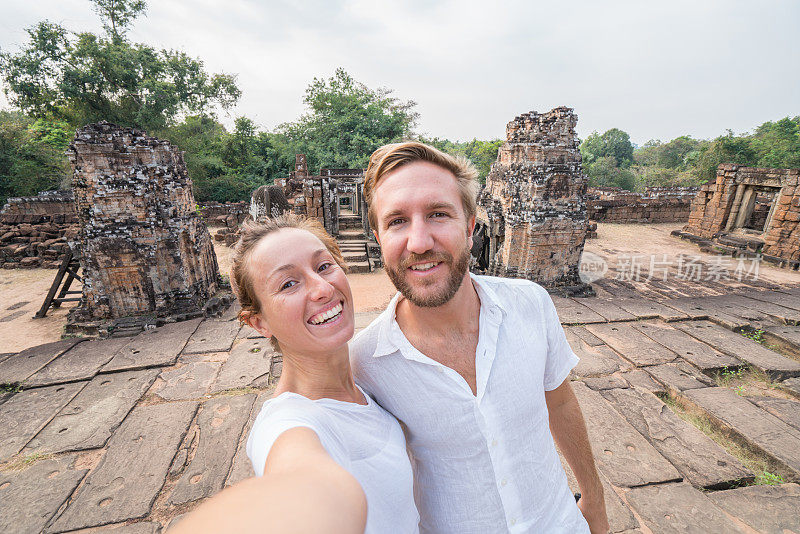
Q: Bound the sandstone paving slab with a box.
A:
[643,362,713,396]
[586,323,678,367]
[218,301,242,322]
[551,296,606,324]
[780,376,800,398]
[573,298,636,322]
[0,351,14,364]
[610,297,688,321]
[0,338,86,385]
[683,386,800,481]
[571,381,681,487]
[619,369,666,395]
[709,294,800,325]
[237,325,265,339]
[211,338,273,393]
[48,401,198,533]
[24,337,133,388]
[602,386,752,489]
[582,374,629,391]
[632,322,741,372]
[182,319,241,354]
[661,298,751,329]
[567,335,626,378]
[763,325,800,357]
[102,319,202,373]
[226,390,272,486]
[24,369,159,454]
[706,483,800,534]
[0,382,85,462]
[169,393,256,505]
[94,522,160,533]
[558,454,639,533]
[675,321,800,380]
[565,326,605,347]
[0,458,87,534]
[750,396,800,431]
[740,288,800,312]
[155,362,220,401]
[625,482,748,533]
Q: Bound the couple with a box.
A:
[174,142,609,534]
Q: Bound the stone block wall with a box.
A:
[477,107,591,294]
[683,164,800,264]
[587,187,697,224]
[0,191,79,269]
[68,122,220,324]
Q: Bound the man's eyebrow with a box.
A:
[381,201,459,224]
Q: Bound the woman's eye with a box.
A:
[280,280,297,291]
[318,262,333,272]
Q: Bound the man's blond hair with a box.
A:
[363,141,479,233]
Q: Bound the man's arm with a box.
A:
[545,379,609,534]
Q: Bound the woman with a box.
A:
[228,215,418,533]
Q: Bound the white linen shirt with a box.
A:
[350,274,590,533]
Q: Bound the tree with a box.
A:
[423,137,502,184]
[0,0,240,133]
[580,128,634,168]
[278,68,418,171]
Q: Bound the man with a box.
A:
[350,141,609,533]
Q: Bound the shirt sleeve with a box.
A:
[246,397,349,477]
[538,286,580,391]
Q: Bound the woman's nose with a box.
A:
[308,273,335,301]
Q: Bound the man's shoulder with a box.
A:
[473,273,549,304]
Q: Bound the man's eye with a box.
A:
[387,218,405,227]
[431,212,448,218]
[280,280,297,291]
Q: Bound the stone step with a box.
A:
[347,261,371,274]
[632,322,741,373]
[337,229,367,240]
[682,386,800,482]
[602,386,752,489]
[343,253,368,263]
[706,483,800,533]
[610,297,689,321]
[571,381,682,487]
[626,482,750,533]
[586,323,678,367]
[661,297,751,330]
[674,321,800,380]
[572,298,636,322]
[763,325,800,358]
[706,294,800,325]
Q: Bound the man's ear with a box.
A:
[466,215,476,248]
[372,229,381,246]
[242,311,272,339]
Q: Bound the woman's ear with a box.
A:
[241,310,272,339]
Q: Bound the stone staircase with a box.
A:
[337,215,371,274]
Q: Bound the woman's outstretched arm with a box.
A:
[167,427,367,534]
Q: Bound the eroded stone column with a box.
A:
[68,122,220,324]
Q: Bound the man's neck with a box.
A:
[395,273,481,339]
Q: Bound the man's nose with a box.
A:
[406,219,434,254]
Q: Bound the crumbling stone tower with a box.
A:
[476,107,591,295]
[68,122,220,323]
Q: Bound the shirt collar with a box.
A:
[370,273,506,358]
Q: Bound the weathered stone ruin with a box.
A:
[0,191,79,269]
[475,107,591,295]
[67,122,221,327]
[679,164,800,269]
[250,185,291,222]
[587,187,697,224]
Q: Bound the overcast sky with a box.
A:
[1,0,798,145]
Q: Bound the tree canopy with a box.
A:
[0,0,240,133]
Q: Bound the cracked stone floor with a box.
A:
[2,264,800,532]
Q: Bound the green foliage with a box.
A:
[581,128,634,168]
[0,111,70,206]
[0,1,240,133]
[584,156,636,190]
[423,137,502,184]
[277,68,418,172]
[740,329,765,345]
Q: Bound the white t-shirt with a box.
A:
[246,386,420,534]
[350,274,590,534]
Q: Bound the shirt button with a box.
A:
[510,518,516,526]
[501,478,507,487]
[437,367,444,373]
[491,439,498,447]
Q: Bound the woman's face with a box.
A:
[248,228,354,355]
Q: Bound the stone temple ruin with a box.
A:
[67,122,220,329]
[475,107,591,295]
[679,164,800,269]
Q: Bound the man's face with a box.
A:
[371,161,474,307]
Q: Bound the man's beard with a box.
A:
[385,245,471,308]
